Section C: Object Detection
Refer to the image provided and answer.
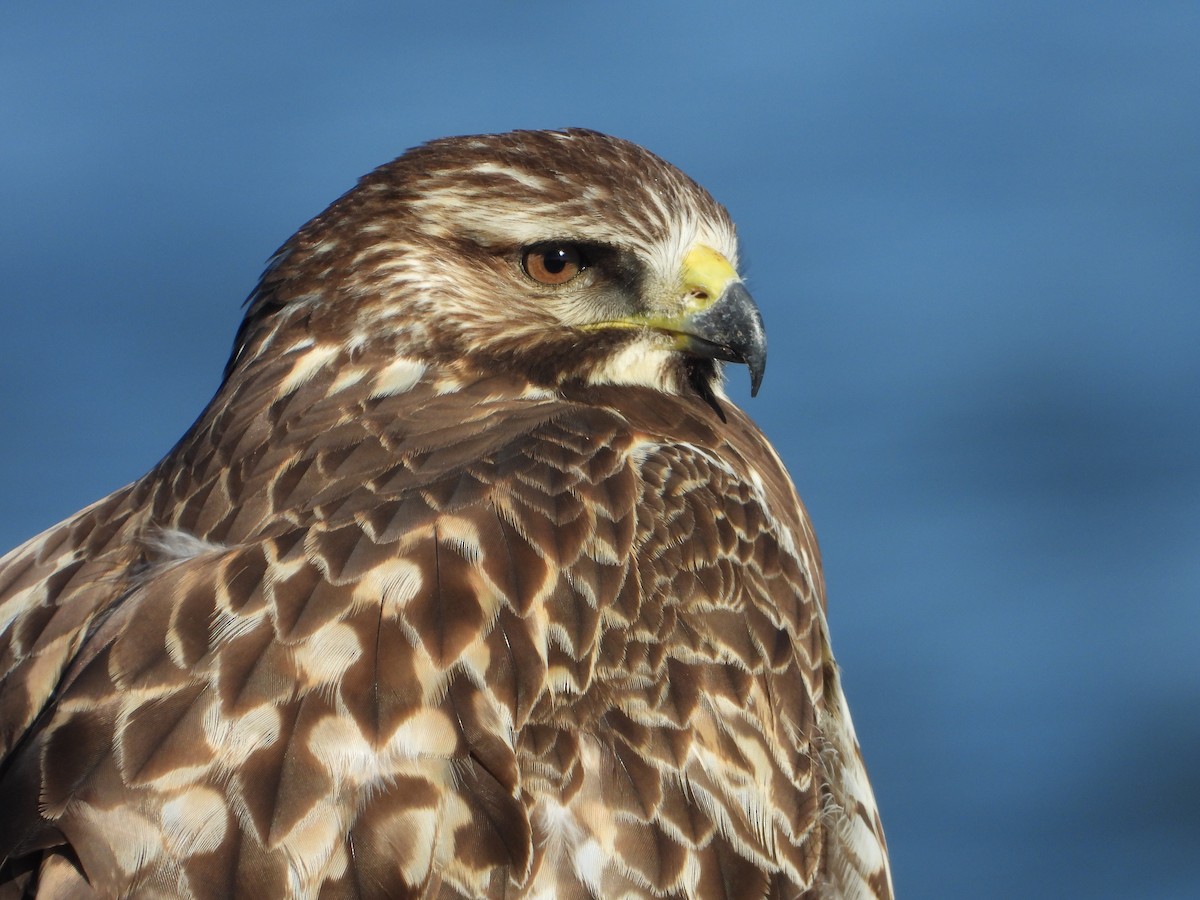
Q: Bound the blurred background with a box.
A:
[2,2,1197,896]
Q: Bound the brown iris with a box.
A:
[522,243,586,285]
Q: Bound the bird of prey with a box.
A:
[0,129,892,899]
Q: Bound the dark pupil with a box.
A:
[543,248,571,273]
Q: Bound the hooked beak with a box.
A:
[670,245,767,396]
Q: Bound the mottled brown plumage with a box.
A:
[0,129,891,898]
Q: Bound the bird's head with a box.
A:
[230,129,766,402]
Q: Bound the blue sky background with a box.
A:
[2,3,1197,896]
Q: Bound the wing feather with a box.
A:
[0,371,887,898]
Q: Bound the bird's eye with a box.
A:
[522,244,587,285]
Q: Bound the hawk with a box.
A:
[0,129,892,899]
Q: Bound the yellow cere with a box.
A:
[680,245,739,314]
[578,244,741,339]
